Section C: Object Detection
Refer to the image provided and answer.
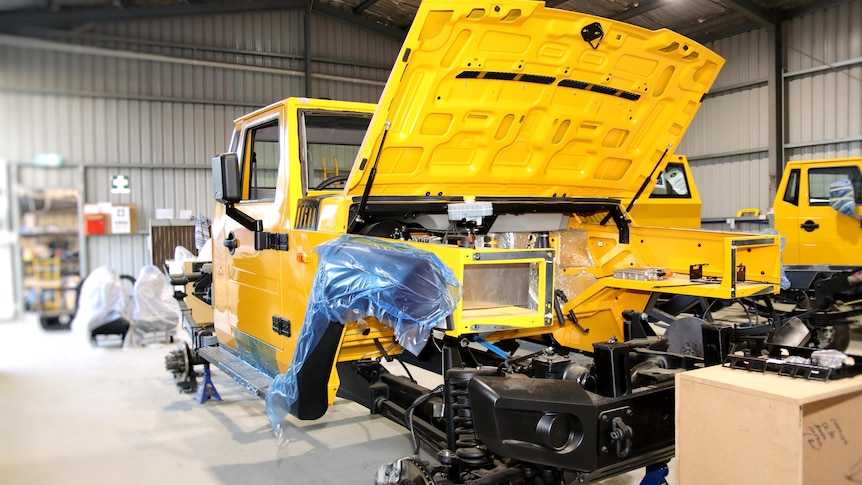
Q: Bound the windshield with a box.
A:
[301,112,371,192]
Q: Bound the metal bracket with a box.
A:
[256,231,289,251]
[272,316,291,337]
[581,22,604,49]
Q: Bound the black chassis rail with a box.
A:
[344,195,631,244]
[337,335,708,484]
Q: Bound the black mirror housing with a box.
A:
[213,153,241,204]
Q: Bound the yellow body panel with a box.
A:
[774,158,862,265]
[629,154,702,228]
[343,0,724,200]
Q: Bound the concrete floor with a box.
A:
[15,314,861,484]
[0,313,663,485]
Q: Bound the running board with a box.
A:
[198,346,273,398]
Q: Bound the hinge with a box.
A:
[255,231,289,251]
[272,316,291,337]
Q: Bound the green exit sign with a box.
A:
[32,153,63,167]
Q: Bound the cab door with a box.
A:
[774,168,802,263]
[796,164,862,265]
[215,107,287,375]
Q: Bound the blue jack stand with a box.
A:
[640,463,669,485]
[195,364,222,404]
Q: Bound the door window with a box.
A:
[808,166,862,206]
[649,162,692,198]
[299,112,371,193]
[782,169,800,206]
[244,120,280,201]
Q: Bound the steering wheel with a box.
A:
[313,174,349,190]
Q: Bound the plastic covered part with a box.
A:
[174,245,196,263]
[760,228,791,290]
[552,229,594,268]
[71,266,133,333]
[829,179,862,220]
[556,271,598,299]
[266,236,461,432]
[129,265,180,344]
[811,349,848,369]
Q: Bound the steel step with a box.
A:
[198,346,273,398]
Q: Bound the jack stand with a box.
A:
[195,363,222,404]
[640,463,669,485]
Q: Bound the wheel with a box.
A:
[164,341,198,392]
[811,323,851,351]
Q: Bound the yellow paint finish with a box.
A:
[775,158,862,265]
[345,0,724,200]
[630,154,702,228]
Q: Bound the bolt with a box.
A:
[601,415,609,422]
[611,430,622,440]
[626,409,633,417]
[600,446,609,454]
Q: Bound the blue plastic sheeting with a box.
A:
[829,179,862,220]
[266,236,461,432]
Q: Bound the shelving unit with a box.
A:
[18,188,81,312]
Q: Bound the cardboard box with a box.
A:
[110,203,137,234]
[676,365,862,484]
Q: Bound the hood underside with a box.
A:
[345,0,724,200]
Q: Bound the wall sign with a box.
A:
[111,175,130,194]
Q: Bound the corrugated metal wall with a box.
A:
[4,1,860,280]
[0,7,399,282]
[678,28,772,219]
[679,0,862,219]
[784,0,862,160]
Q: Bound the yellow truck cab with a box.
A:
[628,154,701,228]
[170,1,785,483]
[774,158,862,266]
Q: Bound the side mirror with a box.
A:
[213,153,241,204]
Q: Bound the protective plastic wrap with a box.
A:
[129,265,180,344]
[71,266,133,334]
[174,245,196,263]
[829,179,862,220]
[761,228,791,290]
[552,230,594,268]
[266,236,461,433]
[556,272,598,299]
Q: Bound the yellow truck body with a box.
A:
[774,157,862,266]
[209,0,780,416]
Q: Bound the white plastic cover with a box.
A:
[71,266,133,333]
[266,236,461,433]
[174,245,196,263]
[129,265,180,344]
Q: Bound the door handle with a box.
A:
[800,220,820,232]
[223,232,238,254]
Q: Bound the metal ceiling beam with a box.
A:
[311,2,406,38]
[678,12,745,37]
[0,0,306,28]
[785,0,853,19]
[2,0,310,26]
[353,0,384,15]
[693,21,762,44]
[613,0,667,22]
[720,0,777,26]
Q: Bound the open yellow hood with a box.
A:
[345,0,724,200]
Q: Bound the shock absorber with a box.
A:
[444,368,497,469]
